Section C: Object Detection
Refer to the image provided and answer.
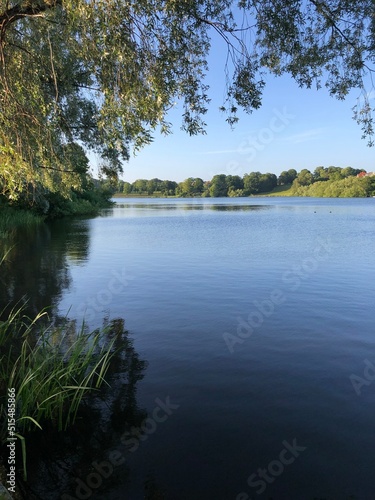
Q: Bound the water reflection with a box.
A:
[114,202,271,212]
[0,218,91,319]
[210,204,270,211]
[21,318,162,500]
[1,221,166,498]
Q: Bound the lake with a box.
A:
[4,197,375,499]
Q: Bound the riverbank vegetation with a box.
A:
[0,178,114,237]
[0,205,44,238]
[0,299,120,479]
[115,166,375,198]
[0,177,114,218]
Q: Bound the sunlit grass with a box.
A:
[256,184,294,196]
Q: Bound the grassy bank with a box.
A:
[0,206,44,238]
[45,188,114,218]
[0,189,114,237]
[255,184,294,196]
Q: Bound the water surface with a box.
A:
[7,197,375,499]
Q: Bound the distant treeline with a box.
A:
[113,166,375,197]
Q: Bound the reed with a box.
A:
[0,205,44,237]
[0,302,117,479]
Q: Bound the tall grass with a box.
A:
[0,205,44,238]
[0,302,118,479]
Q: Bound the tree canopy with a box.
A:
[1,0,374,211]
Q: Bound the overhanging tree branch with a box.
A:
[0,1,61,27]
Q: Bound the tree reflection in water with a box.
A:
[20,318,165,500]
[1,220,166,498]
[0,218,91,321]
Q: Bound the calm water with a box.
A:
[4,197,375,499]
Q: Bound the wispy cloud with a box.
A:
[282,128,326,144]
[197,148,242,155]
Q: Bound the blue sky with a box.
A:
[92,37,375,184]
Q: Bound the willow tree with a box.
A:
[0,1,374,209]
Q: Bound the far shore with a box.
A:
[111,185,309,198]
[112,184,294,198]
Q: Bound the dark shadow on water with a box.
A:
[209,204,271,211]
[0,218,91,320]
[17,317,166,500]
[0,220,167,499]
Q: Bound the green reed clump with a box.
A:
[0,205,44,238]
[0,303,117,478]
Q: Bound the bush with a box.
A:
[0,204,44,238]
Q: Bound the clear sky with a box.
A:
[92,35,374,184]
